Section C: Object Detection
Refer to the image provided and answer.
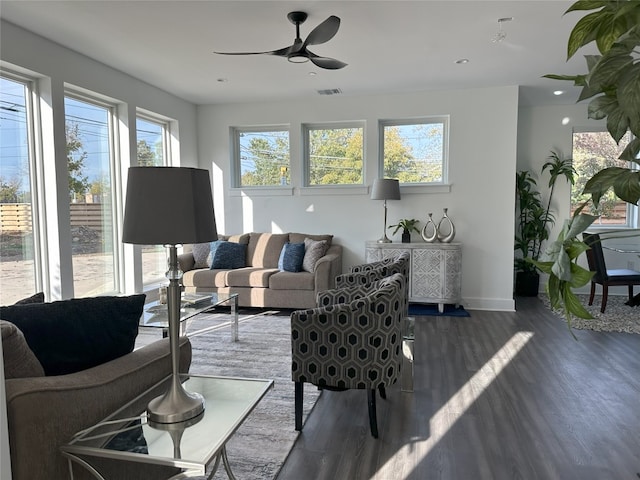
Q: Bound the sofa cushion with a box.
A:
[191,242,212,268]
[183,268,229,288]
[219,233,250,244]
[0,320,45,379]
[0,294,145,376]
[278,242,305,272]
[269,271,315,291]
[210,240,247,269]
[227,267,278,288]
[302,238,329,273]
[289,233,333,246]
[247,233,289,268]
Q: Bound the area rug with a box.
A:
[135,309,320,480]
[541,293,640,334]
[408,303,470,317]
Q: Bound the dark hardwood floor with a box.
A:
[277,297,640,480]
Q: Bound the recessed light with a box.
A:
[562,117,570,125]
[309,72,317,76]
[455,58,469,64]
[216,78,228,83]
[554,90,564,96]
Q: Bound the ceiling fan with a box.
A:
[214,11,347,70]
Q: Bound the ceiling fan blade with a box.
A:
[214,46,292,57]
[303,15,340,47]
[308,52,347,70]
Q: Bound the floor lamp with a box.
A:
[371,178,401,243]
[122,166,217,424]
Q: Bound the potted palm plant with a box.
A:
[515,151,575,296]
[389,218,421,243]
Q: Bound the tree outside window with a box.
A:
[305,125,364,186]
[234,129,290,187]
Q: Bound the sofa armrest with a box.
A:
[178,252,196,272]
[5,336,191,480]
[313,244,343,293]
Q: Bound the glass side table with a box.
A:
[141,292,239,341]
[61,374,273,479]
[402,316,415,392]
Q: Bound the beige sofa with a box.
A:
[179,232,342,309]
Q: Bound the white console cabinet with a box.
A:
[365,241,462,313]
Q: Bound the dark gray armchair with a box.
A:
[291,273,404,438]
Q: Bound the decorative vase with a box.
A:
[437,208,455,243]
[421,213,438,243]
[401,231,411,243]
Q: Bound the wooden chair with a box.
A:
[582,233,640,313]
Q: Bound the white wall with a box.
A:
[198,86,520,311]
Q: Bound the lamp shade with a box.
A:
[370,178,401,200]
[122,166,217,245]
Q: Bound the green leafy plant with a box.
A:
[541,0,640,326]
[544,0,640,207]
[388,218,421,235]
[515,151,575,275]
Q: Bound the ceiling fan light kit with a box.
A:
[214,11,347,70]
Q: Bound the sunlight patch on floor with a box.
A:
[375,331,534,479]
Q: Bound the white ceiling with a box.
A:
[1,0,592,107]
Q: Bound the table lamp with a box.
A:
[371,178,401,243]
[122,166,217,423]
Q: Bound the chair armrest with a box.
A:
[5,337,191,480]
[178,252,196,272]
[316,280,384,307]
[335,269,386,289]
[350,257,394,273]
[313,244,343,292]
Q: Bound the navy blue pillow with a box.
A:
[278,242,305,272]
[210,240,247,269]
[0,294,145,376]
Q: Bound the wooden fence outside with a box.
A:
[0,203,109,233]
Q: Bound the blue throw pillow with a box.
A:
[0,294,145,376]
[278,242,305,272]
[210,240,246,269]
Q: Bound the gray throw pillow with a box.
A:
[302,238,329,273]
[1,320,45,379]
[192,242,212,269]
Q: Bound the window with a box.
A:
[0,74,40,304]
[65,94,119,297]
[233,127,290,187]
[380,118,448,184]
[304,123,364,186]
[571,130,637,228]
[136,114,169,287]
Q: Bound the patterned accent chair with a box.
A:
[291,273,404,438]
[335,251,410,318]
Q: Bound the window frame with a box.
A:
[0,69,46,302]
[302,121,365,187]
[378,116,450,188]
[571,127,639,230]
[64,88,123,296]
[230,125,291,191]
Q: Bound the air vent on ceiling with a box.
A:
[317,88,342,96]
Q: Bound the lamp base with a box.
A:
[377,235,392,243]
[147,376,205,424]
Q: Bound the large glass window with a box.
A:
[571,130,637,227]
[380,118,448,184]
[233,127,290,187]
[304,123,364,186]
[65,94,118,297]
[0,75,39,304]
[136,115,168,286]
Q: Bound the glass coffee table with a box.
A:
[141,292,239,341]
[61,374,273,479]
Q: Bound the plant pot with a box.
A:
[515,271,540,297]
[401,232,411,243]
